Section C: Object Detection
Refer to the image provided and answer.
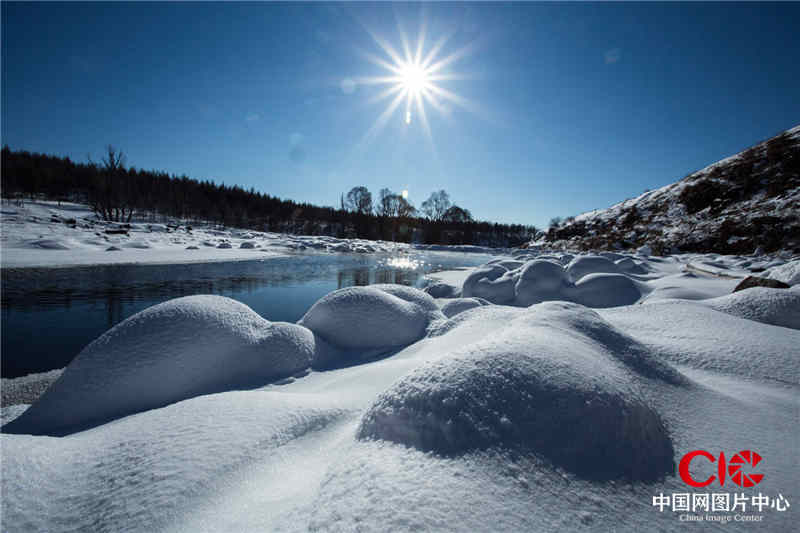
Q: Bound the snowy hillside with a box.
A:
[2,250,799,531]
[544,125,800,255]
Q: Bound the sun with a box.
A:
[354,18,477,145]
[399,63,430,95]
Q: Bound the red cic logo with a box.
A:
[679,450,764,488]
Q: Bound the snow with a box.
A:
[4,296,315,436]
[2,247,799,531]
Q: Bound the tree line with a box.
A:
[1,145,536,246]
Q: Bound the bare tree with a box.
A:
[421,190,451,220]
[376,188,395,217]
[89,145,134,222]
[442,205,472,223]
[343,186,373,215]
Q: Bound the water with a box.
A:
[1,251,493,378]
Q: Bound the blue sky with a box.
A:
[3,2,799,227]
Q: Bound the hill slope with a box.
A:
[544,125,800,254]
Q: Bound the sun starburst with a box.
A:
[354,19,477,146]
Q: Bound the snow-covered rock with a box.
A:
[3,295,314,435]
[358,302,676,481]
[461,264,516,304]
[423,281,461,299]
[566,255,622,283]
[299,285,445,369]
[513,259,569,306]
[570,273,643,308]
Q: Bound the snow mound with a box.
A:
[566,255,622,283]
[570,273,643,308]
[440,297,491,318]
[765,259,800,286]
[358,302,675,481]
[462,264,516,304]
[299,285,445,369]
[702,287,800,330]
[614,257,647,274]
[487,259,525,270]
[3,295,314,436]
[123,240,151,249]
[514,260,569,306]
[28,238,71,250]
[423,281,461,299]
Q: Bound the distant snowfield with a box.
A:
[2,204,800,531]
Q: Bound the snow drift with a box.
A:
[701,286,800,330]
[3,295,314,436]
[358,302,676,481]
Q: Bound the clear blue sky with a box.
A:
[3,2,799,227]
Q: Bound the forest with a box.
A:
[1,146,537,246]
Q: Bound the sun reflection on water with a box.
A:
[385,255,423,270]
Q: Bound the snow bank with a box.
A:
[3,296,314,436]
[299,285,445,369]
[701,286,800,330]
[358,302,676,481]
[601,301,800,384]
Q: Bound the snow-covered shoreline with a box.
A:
[1,200,425,269]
